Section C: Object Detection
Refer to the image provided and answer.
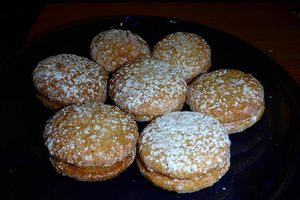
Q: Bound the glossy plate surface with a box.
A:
[0,16,299,200]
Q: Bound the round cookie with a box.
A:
[109,58,187,121]
[137,112,231,193]
[44,102,138,181]
[153,32,211,82]
[90,29,151,72]
[33,54,108,109]
[187,69,265,134]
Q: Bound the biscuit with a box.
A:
[137,156,230,193]
[44,102,138,181]
[33,54,108,109]
[187,69,265,134]
[137,112,230,193]
[153,32,211,82]
[109,58,187,121]
[50,150,135,181]
[90,29,151,72]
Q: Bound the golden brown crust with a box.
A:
[137,156,230,193]
[33,54,108,108]
[223,102,265,133]
[90,29,151,72]
[138,112,230,179]
[137,112,230,193]
[153,32,211,82]
[109,59,187,121]
[187,69,265,134]
[44,102,138,168]
[36,93,63,110]
[51,150,135,181]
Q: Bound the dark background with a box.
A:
[0,0,298,64]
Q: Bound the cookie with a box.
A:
[109,58,187,121]
[33,54,108,109]
[137,112,230,193]
[44,102,138,181]
[187,69,265,134]
[90,29,151,72]
[153,32,211,82]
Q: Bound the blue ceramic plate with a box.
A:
[0,16,299,200]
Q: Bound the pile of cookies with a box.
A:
[32,29,265,193]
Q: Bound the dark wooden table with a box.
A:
[27,3,300,86]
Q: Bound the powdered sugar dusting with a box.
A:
[139,112,230,179]
[187,69,264,124]
[153,32,211,81]
[109,59,187,121]
[33,54,108,105]
[90,29,151,72]
[44,102,138,168]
